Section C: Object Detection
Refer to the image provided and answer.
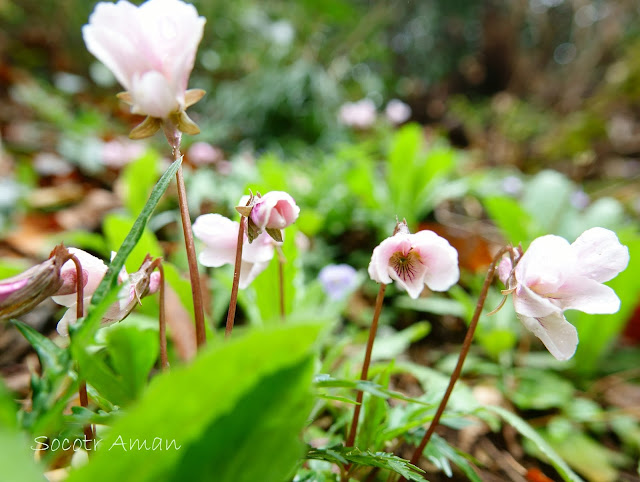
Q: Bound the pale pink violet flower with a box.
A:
[192,213,276,288]
[338,99,377,129]
[53,249,160,335]
[101,137,146,168]
[498,227,629,360]
[187,142,224,166]
[385,99,411,125]
[83,0,206,136]
[368,228,459,299]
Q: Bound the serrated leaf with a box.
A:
[306,446,425,481]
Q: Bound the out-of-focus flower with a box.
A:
[498,227,629,360]
[338,99,376,129]
[193,213,275,288]
[187,142,224,166]
[33,153,74,176]
[101,137,146,168]
[318,264,358,301]
[501,176,524,196]
[368,221,459,299]
[0,245,70,320]
[82,0,206,138]
[385,99,411,125]
[570,189,590,210]
[53,249,160,335]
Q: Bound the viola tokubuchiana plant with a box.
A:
[83,0,208,348]
[345,218,460,468]
[399,228,629,480]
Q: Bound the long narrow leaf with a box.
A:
[89,157,182,308]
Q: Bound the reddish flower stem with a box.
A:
[399,246,512,480]
[68,254,94,450]
[163,124,207,349]
[346,283,387,447]
[225,217,246,338]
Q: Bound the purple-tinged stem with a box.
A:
[68,254,94,450]
[346,283,387,447]
[164,125,206,349]
[225,217,246,338]
[399,246,512,480]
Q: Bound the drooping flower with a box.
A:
[192,213,275,288]
[498,227,630,360]
[368,221,460,298]
[239,191,300,243]
[250,191,299,230]
[0,245,70,320]
[53,249,160,335]
[82,0,206,138]
[338,99,376,129]
[385,99,411,125]
[318,264,359,301]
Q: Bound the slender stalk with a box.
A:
[400,246,512,479]
[277,245,286,321]
[68,254,94,449]
[164,125,206,348]
[225,216,246,338]
[157,262,169,370]
[346,283,387,447]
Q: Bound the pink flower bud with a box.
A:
[0,245,70,320]
[192,213,275,288]
[368,229,460,299]
[249,191,300,231]
[500,227,629,360]
[83,0,205,119]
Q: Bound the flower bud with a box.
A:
[0,245,70,320]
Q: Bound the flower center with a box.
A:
[389,249,422,282]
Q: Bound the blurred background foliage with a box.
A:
[1,0,640,481]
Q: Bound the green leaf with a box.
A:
[89,157,181,311]
[306,446,425,481]
[67,323,323,482]
[11,320,68,378]
[509,369,574,411]
[252,226,300,323]
[370,322,431,361]
[0,384,46,482]
[314,375,432,406]
[483,195,538,246]
[103,321,159,401]
[121,150,160,215]
[357,366,391,451]
[103,213,163,273]
[480,405,582,482]
[423,434,482,482]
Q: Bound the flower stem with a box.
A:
[157,262,169,370]
[400,246,511,478]
[346,283,387,447]
[68,254,94,449]
[164,125,206,349]
[225,216,246,338]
